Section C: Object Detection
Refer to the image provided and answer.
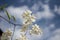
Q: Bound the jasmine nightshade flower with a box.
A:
[20,34,28,40]
[20,10,36,33]
[22,10,36,25]
[22,10,32,19]
[1,29,12,40]
[20,24,29,32]
[16,34,28,40]
[30,24,42,35]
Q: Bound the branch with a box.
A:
[0,15,22,26]
[11,25,16,40]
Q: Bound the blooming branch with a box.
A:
[0,10,43,40]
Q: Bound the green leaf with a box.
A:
[6,10,11,20]
[0,4,7,10]
[0,6,4,10]
[12,16,16,21]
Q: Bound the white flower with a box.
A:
[1,29,12,40]
[5,29,12,36]
[15,34,28,40]
[23,19,31,25]
[30,24,42,35]
[1,36,10,40]
[22,10,36,25]
[19,34,28,40]
[29,15,36,22]
[20,24,29,32]
[22,10,32,19]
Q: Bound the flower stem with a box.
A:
[11,25,16,40]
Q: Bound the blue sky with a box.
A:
[0,0,60,40]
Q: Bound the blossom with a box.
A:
[19,34,28,40]
[29,15,36,22]
[20,24,29,32]
[15,34,28,40]
[1,29,12,40]
[22,10,32,19]
[22,10,36,25]
[23,19,31,25]
[5,29,12,36]
[30,24,42,35]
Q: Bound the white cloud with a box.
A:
[6,6,29,18]
[40,23,55,40]
[54,5,58,12]
[30,2,55,20]
[49,24,55,29]
[6,5,29,23]
[54,5,60,15]
[31,3,40,11]
[33,4,55,20]
[31,2,43,11]
[41,27,51,40]
[48,29,60,40]
[57,7,60,14]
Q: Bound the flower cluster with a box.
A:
[20,34,28,40]
[16,34,28,40]
[20,10,42,40]
[30,24,42,35]
[1,29,12,40]
[22,10,36,25]
[20,10,36,32]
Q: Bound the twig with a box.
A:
[0,15,22,40]
[0,15,22,26]
[11,25,16,40]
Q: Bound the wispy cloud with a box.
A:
[6,5,29,23]
[47,29,60,40]
[54,5,60,15]
[33,4,55,20]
